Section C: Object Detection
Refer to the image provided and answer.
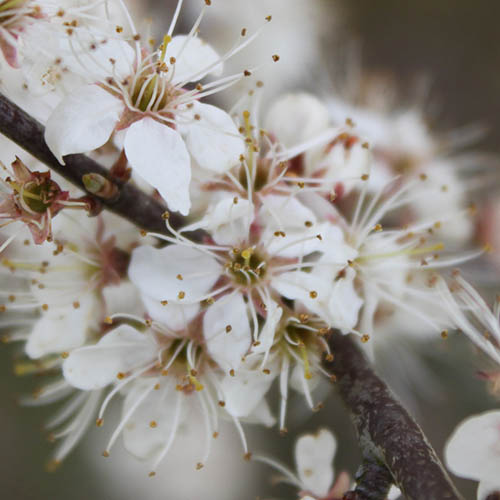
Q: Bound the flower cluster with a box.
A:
[0,0,498,495]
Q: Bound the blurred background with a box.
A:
[1,1,500,499]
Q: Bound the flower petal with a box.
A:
[142,295,199,331]
[166,35,223,84]
[222,368,275,418]
[124,117,191,215]
[25,298,94,359]
[252,299,282,356]
[203,294,251,371]
[265,93,330,148]
[478,480,500,500]
[182,195,253,245]
[183,102,244,173]
[327,267,363,333]
[128,244,221,305]
[445,410,500,484]
[295,428,336,497]
[122,378,180,460]
[45,85,123,163]
[62,325,157,390]
[244,399,276,427]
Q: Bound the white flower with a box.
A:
[254,428,352,500]
[445,410,500,499]
[265,93,330,149]
[0,211,141,358]
[43,3,248,214]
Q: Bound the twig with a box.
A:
[325,332,464,500]
[0,92,180,234]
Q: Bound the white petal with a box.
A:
[182,196,253,245]
[102,281,145,318]
[183,102,244,173]
[122,378,179,460]
[203,294,251,371]
[244,399,276,427]
[222,369,275,418]
[166,35,223,84]
[265,93,330,148]
[478,480,500,500]
[124,118,191,215]
[45,85,122,163]
[62,325,157,390]
[128,244,221,305]
[445,410,500,484]
[290,363,320,394]
[261,194,317,230]
[295,429,336,497]
[252,299,282,355]
[272,271,333,324]
[142,295,199,331]
[327,267,363,333]
[25,298,94,359]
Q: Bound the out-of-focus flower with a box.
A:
[254,428,351,500]
[0,0,42,67]
[326,76,479,245]
[445,410,500,500]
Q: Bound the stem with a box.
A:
[325,332,464,500]
[0,93,181,234]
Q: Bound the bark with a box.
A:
[325,332,464,500]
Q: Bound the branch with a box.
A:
[344,457,393,500]
[0,92,182,234]
[325,332,464,500]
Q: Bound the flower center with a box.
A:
[0,0,39,27]
[227,247,267,286]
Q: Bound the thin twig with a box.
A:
[325,332,464,500]
[0,92,180,234]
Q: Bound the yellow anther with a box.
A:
[241,248,253,261]
[160,34,172,61]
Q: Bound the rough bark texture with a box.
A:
[0,93,178,234]
[348,457,394,500]
[326,332,464,500]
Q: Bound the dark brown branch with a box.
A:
[344,457,393,500]
[0,92,181,234]
[325,332,464,500]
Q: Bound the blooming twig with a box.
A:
[0,90,466,499]
[325,332,464,500]
[0,92,181,234]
